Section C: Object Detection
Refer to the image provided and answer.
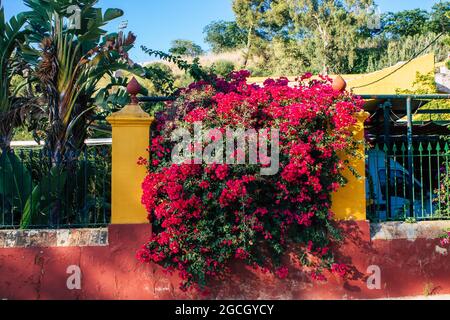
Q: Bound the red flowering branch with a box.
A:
[137,70,363,291]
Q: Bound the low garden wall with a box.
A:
[1,221,450,300]
[1,89,448,300]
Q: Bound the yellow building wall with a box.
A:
[248,53,435,95]
[331,112,369,221]
[345,54,435,94]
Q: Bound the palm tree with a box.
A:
[24,0,139,164]
[10,0,142,228]
[0,7,30,150]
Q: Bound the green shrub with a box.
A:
[12,128,34,141]
[144,62,176,95]
[210,60,236,77]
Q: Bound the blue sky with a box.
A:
[3,0,442,63]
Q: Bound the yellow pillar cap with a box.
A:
[107,104,154,126]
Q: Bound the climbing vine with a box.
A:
[137,71,363,291]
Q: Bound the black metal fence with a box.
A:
[367,141,450,222]
[363,94,450,222]
[0,145,111,229]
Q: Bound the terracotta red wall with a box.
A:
[1,221,449,300]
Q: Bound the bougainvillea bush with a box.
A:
[137,71,364,291]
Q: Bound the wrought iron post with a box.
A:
[382,100,392,219]
[406,96,414,217]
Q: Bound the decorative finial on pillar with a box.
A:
[127,77,141,104]
[332,75,347,92]
[107,76,151,122]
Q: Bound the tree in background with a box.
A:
[203,20,247,53]
[280,0,375,74]
[204,0,449,76]
[232,0,273,67]
[428,1,450,34]
[231,0,376,73]
[169,39,204,57]
[145,2,449,78]
[354,2,450,73]
[428,1,450,56]
[382,9,429,38]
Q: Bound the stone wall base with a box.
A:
[1,221,450,300]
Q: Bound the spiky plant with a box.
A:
[24,0,139,164]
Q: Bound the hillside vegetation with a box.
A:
[153,1,449,79]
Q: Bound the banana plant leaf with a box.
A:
[103,8,123,23]
[0,151,32,213]
[20,166,67,229]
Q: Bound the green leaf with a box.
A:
[20,167,67,229]
[0,151,32,212]
[103,8,123,23]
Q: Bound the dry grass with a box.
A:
[198,50,245,67]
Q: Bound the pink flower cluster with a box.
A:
[138,70,363,291]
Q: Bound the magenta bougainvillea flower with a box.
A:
[137,70,363,291]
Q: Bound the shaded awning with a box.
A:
[367,121,450,138]
[363,98,432,118]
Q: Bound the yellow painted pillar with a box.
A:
[331,111,370,221]
[106,87,154,224]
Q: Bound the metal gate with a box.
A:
[362,94,450,222]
